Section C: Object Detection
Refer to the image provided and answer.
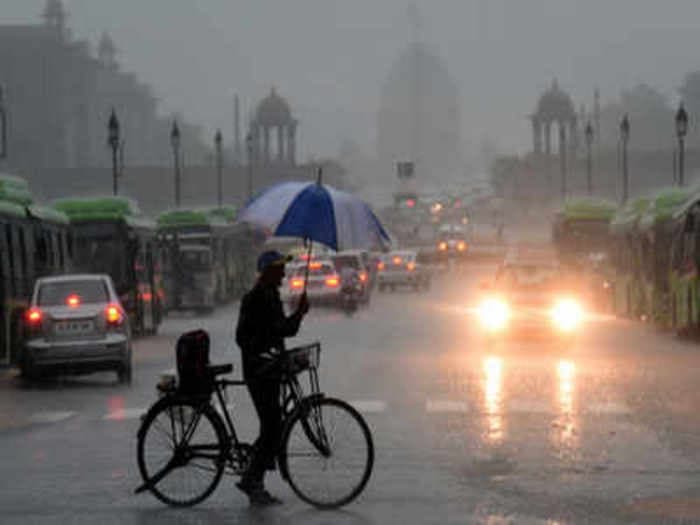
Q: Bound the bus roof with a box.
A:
[638,187,691,232]
[0,173,33,206]
[53,196,154,228]
[610,197,651,235]
[28,204,69,225]
[157,206,239,229]
[559,198,617,221]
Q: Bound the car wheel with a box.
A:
[20,355,39,382]
[118,359,133,385]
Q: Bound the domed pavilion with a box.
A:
[531,80,577,157]
[248,88,297,166]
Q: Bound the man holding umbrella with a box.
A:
[235,250,309,506]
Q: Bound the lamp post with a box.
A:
[620,114,630,203]
[585,121,594,196]
[559,124,567,201]
[676,102,688,187]
[107,108,120,195]
[246,132,253,201]
[170,120,181,207]
[214,129,223,207]
[0,84,7,162]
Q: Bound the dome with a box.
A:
[535,80,576,121]
[254,88,293,125]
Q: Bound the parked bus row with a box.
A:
[552,189,700,335]
[0,173,261,367]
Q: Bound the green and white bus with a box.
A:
[53,197,162,336]
[157,207,255,312]
[0,174,71,365]
[552,198,617,263]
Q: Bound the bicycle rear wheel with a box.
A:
[280,397,374,509]
[137,397,226,507]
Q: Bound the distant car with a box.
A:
[477,259,584,339]
[282,259,343,305]
[22,274,132,383]
[376,251,431,292]
[331,251,372,303]
[436,224,469,261]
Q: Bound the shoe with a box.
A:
[248,489,283,507]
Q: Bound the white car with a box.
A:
[282,259,342,304]
[376,251,431,292]
[22,274,132,383]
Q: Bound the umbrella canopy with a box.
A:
[238,181,391,252]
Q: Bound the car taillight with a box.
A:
[378,262,385,271]
[105,304,124,325]
[66,294,81,308]
[438,242,447,251]
[325,276,340,287]
[457,241,466,252]
[407,262,416,271]
[393,256,403,265]
[26,307,42,324]
[290,278,304,289]
[359,271,368,282]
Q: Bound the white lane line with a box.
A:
[508,400,551,414]
[29,411,76,424]
[585,402,630,415]
[350,400,387,414]
[426,400,469,413]
[103,408,146,421]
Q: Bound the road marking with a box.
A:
[29,411,76,424]
[585,402,630,415]
[426,400,469,413]
[350,400,387,413]
[508,400,551,414]
[103,408,146,421]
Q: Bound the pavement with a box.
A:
[2,263,700,523]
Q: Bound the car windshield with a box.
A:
[333,256,361,270]
[37,280,109,306]
[180,248,211,268]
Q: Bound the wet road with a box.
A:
[2,262,700,523]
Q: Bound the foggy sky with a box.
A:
[4,0,700,165]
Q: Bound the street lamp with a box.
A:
[559,124,567,201]
[107,108,120,195]
[170,120,181,207]
[620,114,630,203]
[0,84,6,161]
[214,129,223,207]
[676,102,688,187]
[585,121,594,196]
[246,132,253,201]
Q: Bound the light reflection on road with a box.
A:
[483,356,504,443]
[555,359,578,449]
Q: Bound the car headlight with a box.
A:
[478,298,510,332]
[551,298,583,332]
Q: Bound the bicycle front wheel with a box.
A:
[280,397,374,509]
[137,397,226,507]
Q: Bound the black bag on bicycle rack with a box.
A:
[176,329,212,396]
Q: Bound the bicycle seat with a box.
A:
[207,363,233,376]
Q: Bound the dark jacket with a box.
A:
[235,282,303,379]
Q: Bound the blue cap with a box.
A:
[257,250,292,272]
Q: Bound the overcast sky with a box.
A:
[4,0,700,163]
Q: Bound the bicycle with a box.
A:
[134,342,374,509]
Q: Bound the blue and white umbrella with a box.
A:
[238,180,391,252]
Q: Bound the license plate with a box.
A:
[54,320,94,335]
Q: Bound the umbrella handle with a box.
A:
[303,239,313,294]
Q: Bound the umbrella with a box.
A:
[238,176,391,287]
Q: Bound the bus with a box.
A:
[53,197,162,336]
[0,174,71,365]
[157,207,256,312]
[634,188,690,326]
[552,198,617,264]
[670,189,700,335]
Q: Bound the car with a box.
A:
[436,223,469,261]
[282,259,343,305]
[21,274,133,383]
[331,250,372,303]
[376,250,431,292]
[476,258,585,340]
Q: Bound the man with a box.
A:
[235,250,309,506]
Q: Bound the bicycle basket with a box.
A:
[175,329,213,396]
[283,343,321,375]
